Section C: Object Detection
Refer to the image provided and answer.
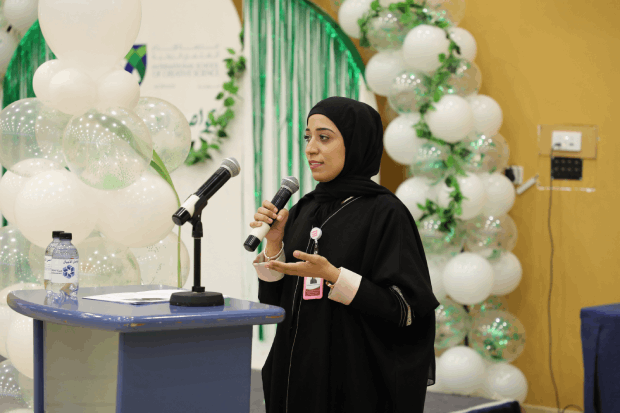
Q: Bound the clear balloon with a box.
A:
[132,232,190,288]
[468,295,509,319]
[384,113,423,165]
[469,310,526,363]
[425,95,474,143]
[426,0,466,25]
[96,170,178,248]
[459,132,510,174]
[75,235,141,288]
[387,71,429,114]
[0,360,30,410]
[62,107,153,190]
[16,372,33,408]
[481,363,528,403]
[395,176,431,221]
[0,226,44,287]
[447,61,481,97]
[410,142,449,183]
[0,99,71,174]
[365,51,407,97]
[38,0,142,80]
[443,252,494,305]
[134,97,192,173]
[481,172,516,217]
[96,70,141,110]
[465,214,518,255]
[417,215,466,255]
[435,298,471,349]
[6,312,34,379]
[14,170,97,248]
[402,24,450,73]
[366,9,408,52]
[436,173,486,220]
[436,346,486,395]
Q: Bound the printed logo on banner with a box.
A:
[124,44,148,85]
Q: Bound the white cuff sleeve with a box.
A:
[327,267,362,305]
[253,251,286,282]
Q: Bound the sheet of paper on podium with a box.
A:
[83,289,190,304]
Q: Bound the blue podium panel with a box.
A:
[7,286,285,413]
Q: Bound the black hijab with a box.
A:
[302,97,394,223]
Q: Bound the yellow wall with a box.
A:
[235,0,620,408]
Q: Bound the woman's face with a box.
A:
[305,114,346,183]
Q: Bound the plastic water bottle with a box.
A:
[44,231,64,295]
[50,232,79,298]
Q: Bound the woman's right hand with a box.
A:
[250,200,289,248]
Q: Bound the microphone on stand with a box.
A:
[169,157,241,307]
[172,157,241,226]
[244,176,300,252]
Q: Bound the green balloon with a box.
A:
[435,298,472,350]
[468,295,508,319]
[468,310,526,363]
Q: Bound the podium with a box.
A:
[7,285,285,413]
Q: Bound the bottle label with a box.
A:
[51,259,79,283]
[44,257,52,281]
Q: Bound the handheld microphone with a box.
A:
[244,176,300,252]
[172,157,241,226]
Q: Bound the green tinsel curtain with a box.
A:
[243,0,367,342]
[1,21,55,227]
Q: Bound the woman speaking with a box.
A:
[251,97,439,413]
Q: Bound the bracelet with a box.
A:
[264,242,284,261]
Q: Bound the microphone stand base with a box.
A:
[169,291,225,307]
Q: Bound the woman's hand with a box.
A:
[265,251,341,284]
[249,200,289,256]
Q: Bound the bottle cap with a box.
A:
[52,231,64,238]
[59,233,72,240]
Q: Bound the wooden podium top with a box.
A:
[7,285,285,333]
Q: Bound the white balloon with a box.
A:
[402,25,450,73]
[48,68,97,115]
[338,0,374,39]
[467,95,503,136]
[6,312,34,379]
[426,95,474,142]
[132,232,190,287]
[365,51,407,97]
[427,260,447,301]
[481,173,516,216]
[449,27,477,62]
[437,173,486,220]
[482,363,528,403]
[38,0,142,80]
[10,157,61,178]
[395,176,431,220]
[437,346,486,395]
[0,29,19,75]
[14,170,97,248]
[490,252,522,296]
[97,170,178,248]
[384,113,422,165]
[33,60,69,105]
[96,70,140,109]
[3,0,38,33]
[0,171,27,224]
[443,252,494,305]
[0,305,13,357]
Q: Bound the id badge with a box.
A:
[303,276,323,300]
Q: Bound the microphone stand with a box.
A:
[170,209,225,307]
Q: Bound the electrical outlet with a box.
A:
[551,131,582,152]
